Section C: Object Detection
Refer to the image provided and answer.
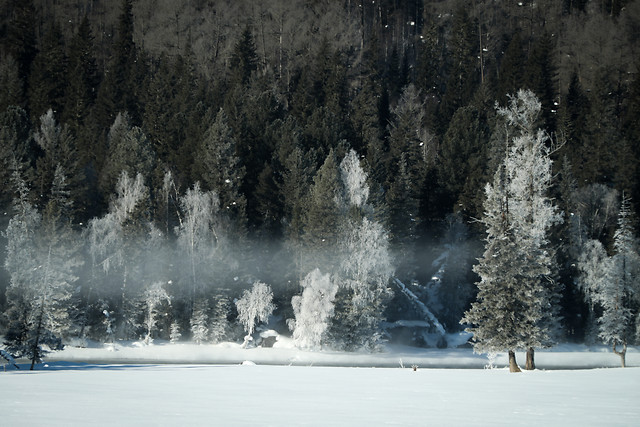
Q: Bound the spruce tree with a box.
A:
[195,108,247,239]
[462,90,563,372]
[28,22,67,123]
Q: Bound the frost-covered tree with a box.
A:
[334,218,394,351]
[141,282,171,344]
[190,298,209,345]
[289,268,338,350]
[4,163,80,369]
[209,295,230,344]
[196,108,247,238]
[235,281,276,347]
[462,90,563,372]
[579,195,640,367]
[169,321,182,344]
[86,171,151,339]
[175,183,220,308]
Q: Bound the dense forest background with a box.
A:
[0,0,639,351]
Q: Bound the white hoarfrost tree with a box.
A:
[190,298,210,345]
[175,182,220,309]
[235,281,276,347]
[578,195,640,367]
[86,171,150,339]
[141,282,171,345]
[209,295,230,344]
[316,149,394,351]
[336,218,394,351]
[462,90,563,372]
[4,163,81,369]
[289,268,338,350]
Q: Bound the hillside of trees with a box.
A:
[1,0,639,361]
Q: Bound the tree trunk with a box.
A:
[525,347,535,370]
[613,341,627,368]
[508,350,521,372]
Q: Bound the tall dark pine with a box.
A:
[64,16,99,140]
[439,7,479,133]
[28,23,67,122]
[229,26,258,87]
[496,32,525,105]
[4,0,37,108]
[94,0,143,129]
[523,33,558,134]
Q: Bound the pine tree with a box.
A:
[64,16,99,141]
[209,295,230,344]
[5,0,37,106]
[33,110,85,219]
[195,108,247,238]
[28,22,67,122]
[302,150,343,271]
[4,163,80,369]
[99,112,156,196]
[190,298,209,345]
[0,54,23,111]
[462,90,563,372]
[229,26,258,87]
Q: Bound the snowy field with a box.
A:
[3,340,640,426]
[3,362,639,426]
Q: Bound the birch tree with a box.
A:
[579,195,640,367]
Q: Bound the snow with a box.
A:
[2,359,639,426]
[2,340,639,425]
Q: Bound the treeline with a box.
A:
[0,0,639,354]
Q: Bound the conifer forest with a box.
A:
[1,0,639,362]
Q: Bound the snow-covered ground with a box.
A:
[3,339,640,426]
[3,361,639,426]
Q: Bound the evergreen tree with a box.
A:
[64,16,99,141]
[190,298,209,344]
[496,32,525,105]
[462,90,563,372]
[439,6,479,131]
[523,33,558,134]
[302,149,343,271]
[99,112,156,197]
[386,85,428,279]
[4,0,37,107]
[229,26,258,87]
[33,110,85,219]
[438,105,490,219]
[0,54,23,111]
[28,22,67,123]
[4,164,80,369]
[195,109,247,238]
